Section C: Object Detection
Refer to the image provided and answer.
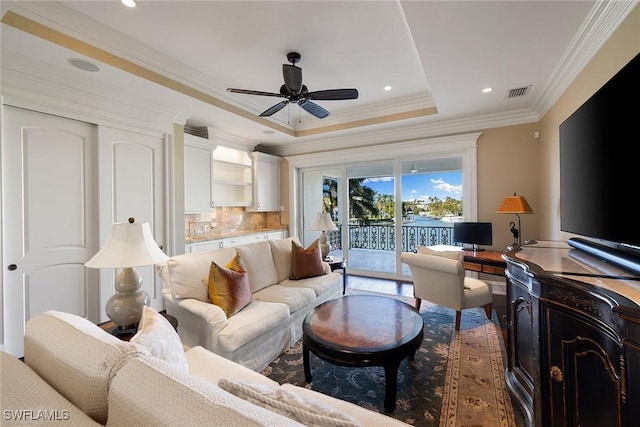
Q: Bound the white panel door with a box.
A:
[96,127,167,320]
[2,106,97,357]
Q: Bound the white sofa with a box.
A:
[158,236,342,371]
[1,310,409,426]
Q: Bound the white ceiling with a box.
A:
[1,1,634,156]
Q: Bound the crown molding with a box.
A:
[1,65,177,135]
[534,0,637,117]
[285,132,482,169]
[206,128,257,152]
[266,108,538,157]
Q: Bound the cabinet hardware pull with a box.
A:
[8,264,17,271]
[550,365,564,382]
[512,296,533,327]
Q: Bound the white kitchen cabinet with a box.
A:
[248,152,281,212]
[264,230,286,240]
[212,146,252,207]
[187,230,286,253]
[223,233,265,247]
[184,135,215,212]
[186,239,225,253]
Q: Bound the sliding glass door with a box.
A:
[301,169,343,252]
[346,163,396,276]
[398,158,462,275]
[301,156,464,280]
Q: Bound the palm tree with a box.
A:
[322,178,338,217]
[349,178,379,221]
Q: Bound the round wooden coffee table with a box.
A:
[302,294,424,412]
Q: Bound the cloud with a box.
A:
[431,178,462,194]
[365,176,394,183]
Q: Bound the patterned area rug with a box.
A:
[261,292,517,427]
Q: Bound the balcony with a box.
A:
[326,223,459,276]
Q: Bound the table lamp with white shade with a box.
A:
[310,212,338,260]
[85,217,169,334]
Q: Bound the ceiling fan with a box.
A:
[227,52,358,119]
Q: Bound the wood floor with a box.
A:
[345,273,509,342]
[345,274,415,297]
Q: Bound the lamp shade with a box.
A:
[85,218,169,269]
[309,213,338,232]
[496,193,534,214]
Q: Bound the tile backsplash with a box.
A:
[186,207,283,239]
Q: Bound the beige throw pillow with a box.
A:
[218,378,362,427]
[130,306,188,371]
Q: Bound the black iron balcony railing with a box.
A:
[326,223,458,252]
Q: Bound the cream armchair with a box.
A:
[401,250,493,331]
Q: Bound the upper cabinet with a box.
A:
[212,145,253,207]
[184,131,266,211]
[184,134,215,212]
[248,152,281,212]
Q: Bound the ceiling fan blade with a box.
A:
[308,88,359,100]
[227,88,284,98]
[259,100,289,117]
[299,100,330,119]
[282,64,303,95]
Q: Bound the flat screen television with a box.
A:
[453,222,492,251]
[560,52,640,271]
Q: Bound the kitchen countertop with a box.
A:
[185,228,286,244]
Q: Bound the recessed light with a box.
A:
[121,0,136,7]
[384,86,392,91]
[482,87,493,93]
[68,58,100,72]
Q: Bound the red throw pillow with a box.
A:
[290,240,325,280]
[207,254,252,317]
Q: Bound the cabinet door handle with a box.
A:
[550,365,564,382]
[512,296,525,308]
[512,296,533,327]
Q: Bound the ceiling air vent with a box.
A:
[505,85,531,99]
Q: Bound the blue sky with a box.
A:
[362,171,462,201]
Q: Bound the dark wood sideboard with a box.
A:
[503,242,640,427]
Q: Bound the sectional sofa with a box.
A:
[1,309,409,426]
[158,236,343,371]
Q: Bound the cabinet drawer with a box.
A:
[464,262,482,272]
[483,265,505,275]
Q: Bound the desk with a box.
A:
[463,250,506,276]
